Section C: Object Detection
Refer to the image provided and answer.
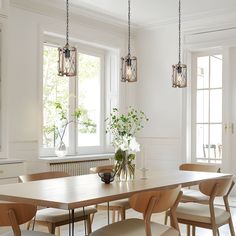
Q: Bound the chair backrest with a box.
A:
[179,163,221,173]
[89,165,114,174]
[199,177,234,197]
[18,171,71,183]
[0,203,37,236]
[129,185,181,214]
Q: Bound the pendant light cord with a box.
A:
[128,0,131,56]
[66,0,69,45]
[178,0,181,64]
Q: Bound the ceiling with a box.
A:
[14,0,236,28]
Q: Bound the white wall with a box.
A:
[5,5,133,172]
[135,25,183,171]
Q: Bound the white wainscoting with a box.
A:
[136,137,181,171]
[9,140,38,160]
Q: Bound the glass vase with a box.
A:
[55,140,67,158]
[115,151,135,181]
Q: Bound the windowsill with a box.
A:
[40,153,114,163]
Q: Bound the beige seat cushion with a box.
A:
[90,218,179,236]
[3,230,54,236]
[181,189,209,203]
[36,206,97,223]
[98,199,130,209]
[176,203,230,225]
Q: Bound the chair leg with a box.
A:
[120,208,126,221]
[86,216,92,234]
[112,210,116,223]
[187,225,191,236]
[229,219,235,236]
[90,213,95,224]
[47,223,56,234]
[26,221,31,230]
[212,227,218,236]
[164,212,168,225]
[56,227,60,236]
[217,228,220,236]
[192,226,195,236]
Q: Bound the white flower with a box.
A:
[115,135,140,153]
[129,137,140,152]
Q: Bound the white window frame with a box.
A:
[0,19,8,158]
[191,50,223,164]
[40,35,119,157]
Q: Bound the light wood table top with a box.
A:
[0,170,232,210]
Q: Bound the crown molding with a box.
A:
[10,0,236,35]
[10,0,139,35]
[139,7,236,32]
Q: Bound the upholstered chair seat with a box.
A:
[176,202,230,224]
[91,218,179,236]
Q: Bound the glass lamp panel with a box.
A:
[209,124,222,160]
[172,64,187,88]
[197,56,209,89]
[210,89,222,123]
[196,90,209,123]
[210,55,222,88]
[121,56,137,82]
[196,124,209,159]
[58,46,77,77]
[77,53,101,147]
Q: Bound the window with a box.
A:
[192,53,223,164]
[41,42,116,156]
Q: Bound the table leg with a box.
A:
[69,210,71,236]
[82,207,88,236]
[107,202,110,225]
[68,209,75,236]
[72,209,75,235]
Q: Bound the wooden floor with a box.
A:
[1,203,236,235]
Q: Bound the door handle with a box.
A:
[224,124,228,133]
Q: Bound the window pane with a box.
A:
[210,55,222,88]
[209,124,222,160]
[197,56,209,89]
[196,90,209,123]
[43,45,69,148]
[210,89,222,123]
[196,124,209,159]
[77,53,101,147]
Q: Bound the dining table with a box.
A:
[0,169,233,236]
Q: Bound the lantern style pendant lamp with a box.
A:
[172,0,187,88]
[121,0,137,82]
[58,0,77,77]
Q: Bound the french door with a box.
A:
[191,51,226,165]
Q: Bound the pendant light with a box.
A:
[172,0,187,88]
[58,0,77,77]
[121,0,137,82]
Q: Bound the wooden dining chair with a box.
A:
[90,185,182,236]
[175,177,235,236]
[179,163,221,204]
[165,163,221,225]
[0,202,54,236]
[90,165,131,223]
[18,171,97,235]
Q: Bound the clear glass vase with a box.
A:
[115,151,135,181]
[55,140,67,158]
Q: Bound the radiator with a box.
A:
[49,158,113,176]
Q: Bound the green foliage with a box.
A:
[106,107,149,143]
[45,102,96,142]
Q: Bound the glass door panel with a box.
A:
[194,53,223,164]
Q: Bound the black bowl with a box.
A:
[98,172,115,184]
